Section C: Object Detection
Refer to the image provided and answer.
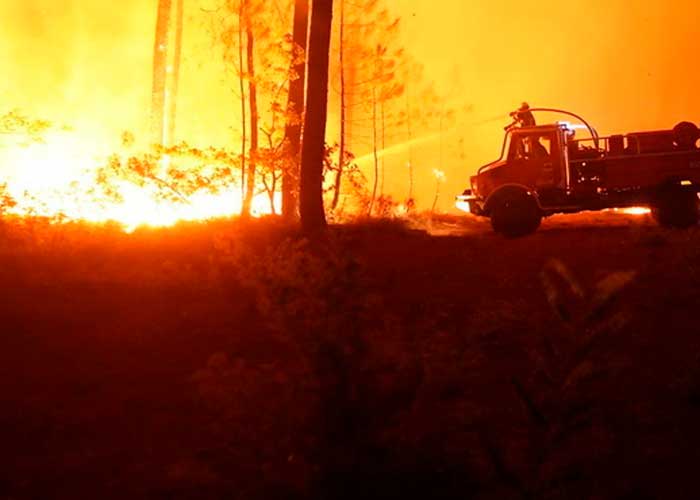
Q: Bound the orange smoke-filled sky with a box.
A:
[1,0,699,210]
[397,0,699,130]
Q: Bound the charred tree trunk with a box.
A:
[242,24,259,217]
[165,0,184,145]
[300,0,333,233]
[151,0,172,145]
[282,0,309,220]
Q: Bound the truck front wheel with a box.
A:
[652,189,699,228]
[490,192,542,237]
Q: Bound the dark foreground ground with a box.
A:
[1,212,700,499]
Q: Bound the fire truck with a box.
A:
[456,105,700,237]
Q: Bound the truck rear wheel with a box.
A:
[490,191,542,237]
[652,189,699,228]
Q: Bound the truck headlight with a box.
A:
[456,200,471,213]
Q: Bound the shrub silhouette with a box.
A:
[483,259,636,499]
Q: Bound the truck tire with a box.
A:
[673,121,699,150]
[490,191,542,237]
[652,188,699,228]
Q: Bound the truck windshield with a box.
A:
[478,131,511,174]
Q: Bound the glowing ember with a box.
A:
[614,207,652,216]
[432,169,446,182]
[395,203,409,215]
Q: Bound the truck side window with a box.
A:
[529,136,551,158]
[510,135,526,160]
[510,133,554,160]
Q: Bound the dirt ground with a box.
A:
[1,212,700,499]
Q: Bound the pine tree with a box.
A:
[282,0,309,220]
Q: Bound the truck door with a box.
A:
[509,131,565,190]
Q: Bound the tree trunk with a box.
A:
[237,1,247,209]
[431,178,441,214]
[300,0,333,234]
[242,23,258,217]
[380,100,386,197]
[368,87,378,216]
[405,92,413,202]
[151,0,172,145]
[331,0,345,211]
[282,0,309,220]
[269,174,278,215]
[165,0,184,145]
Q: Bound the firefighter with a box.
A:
[506,102,537,130]
[515,102,536,127]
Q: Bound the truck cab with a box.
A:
[472,123,571,204]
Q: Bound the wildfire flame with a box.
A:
[0,131,278,232]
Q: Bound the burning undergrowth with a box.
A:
[0,108,405,231]
[0,111,279,229]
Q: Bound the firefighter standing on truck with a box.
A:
[515,102,536,127]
